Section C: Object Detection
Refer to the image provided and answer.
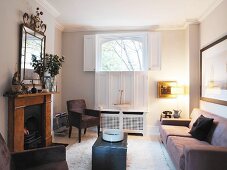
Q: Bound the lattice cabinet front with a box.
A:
[101,110,145,135]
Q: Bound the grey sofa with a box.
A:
[0,133,68,170]
[159,108,227,170]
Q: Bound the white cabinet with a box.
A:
[84,35,96,71]
[148,32,161,70]
[100,110,146,135]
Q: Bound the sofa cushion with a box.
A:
[159,125,192,145]
[25,161,68,170]
[210,118,227,147]
[189,109,209,129]
[189,108,227,147]
[166,136,210,170]
[189,115,214,141]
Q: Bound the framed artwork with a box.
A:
[200,35,227,106]
[157,81,177,98]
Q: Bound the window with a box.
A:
[97,33,148,71]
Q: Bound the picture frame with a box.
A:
[157,81,177,98]
[200,35,227,106]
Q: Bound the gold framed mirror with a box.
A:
[19,8,46,85]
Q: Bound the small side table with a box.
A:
[92,133,128,170]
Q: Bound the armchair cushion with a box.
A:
[67,99,86,114]
[81,115,100,128]
[11,145,67,170]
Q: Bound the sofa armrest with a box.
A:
[183,145,227,170]
[11,145,66,169]
[161,118,191,126]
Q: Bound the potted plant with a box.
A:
[45,53,64,92]
[31,55,47,88]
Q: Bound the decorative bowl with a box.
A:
[102,129,124,142]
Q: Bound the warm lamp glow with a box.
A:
[171,85,185,95]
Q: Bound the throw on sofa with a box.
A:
[0,133,68,170]
[159,108,227,170]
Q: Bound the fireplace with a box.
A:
[6,93,52,152]
[24,105,43,150]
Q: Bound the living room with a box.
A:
[0,0,227,170]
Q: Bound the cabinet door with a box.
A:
[148,32,161,70]
[84,35,96,71]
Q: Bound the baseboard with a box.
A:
[145,125,159,136]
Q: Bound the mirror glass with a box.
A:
[20,25,46,85]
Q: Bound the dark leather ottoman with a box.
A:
[92,133,128,170]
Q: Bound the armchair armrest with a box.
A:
[183,145,227,170]
[161,118,191,127]
[11,145,66,169]
[85,109,101,117]
[68,111,82,126]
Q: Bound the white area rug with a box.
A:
[66,131,175,170]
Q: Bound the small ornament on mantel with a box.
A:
[11,72,22,92]
[31,80,37,93]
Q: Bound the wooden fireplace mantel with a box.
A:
[6,93,52,152]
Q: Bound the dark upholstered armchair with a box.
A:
[67,99,101,143]
[0,133,68,170]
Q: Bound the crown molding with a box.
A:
[55,21,64,31]
[35,0,60,18]
[63,24,187,32]
[155,24,186,31]
[199,0,223,21]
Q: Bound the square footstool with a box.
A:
[92,133,128,170]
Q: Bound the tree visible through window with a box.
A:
[101,38,144,71]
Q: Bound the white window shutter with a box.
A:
[148,32,161,71]
[84,35,96,71]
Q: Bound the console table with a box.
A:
[92,133,128,170]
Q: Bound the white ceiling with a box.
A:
[41,0,222,31]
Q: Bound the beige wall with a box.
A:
[148,30,189,131]
[200,0,227,118]
[62,31,96,111]
[0,0,62,140]
[62,30,189,133]
[186,24,200,114]
[53,28,63,113]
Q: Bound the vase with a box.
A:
[49,77,56,92]
[31,84,37,93]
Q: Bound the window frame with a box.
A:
[96,32,148,71]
